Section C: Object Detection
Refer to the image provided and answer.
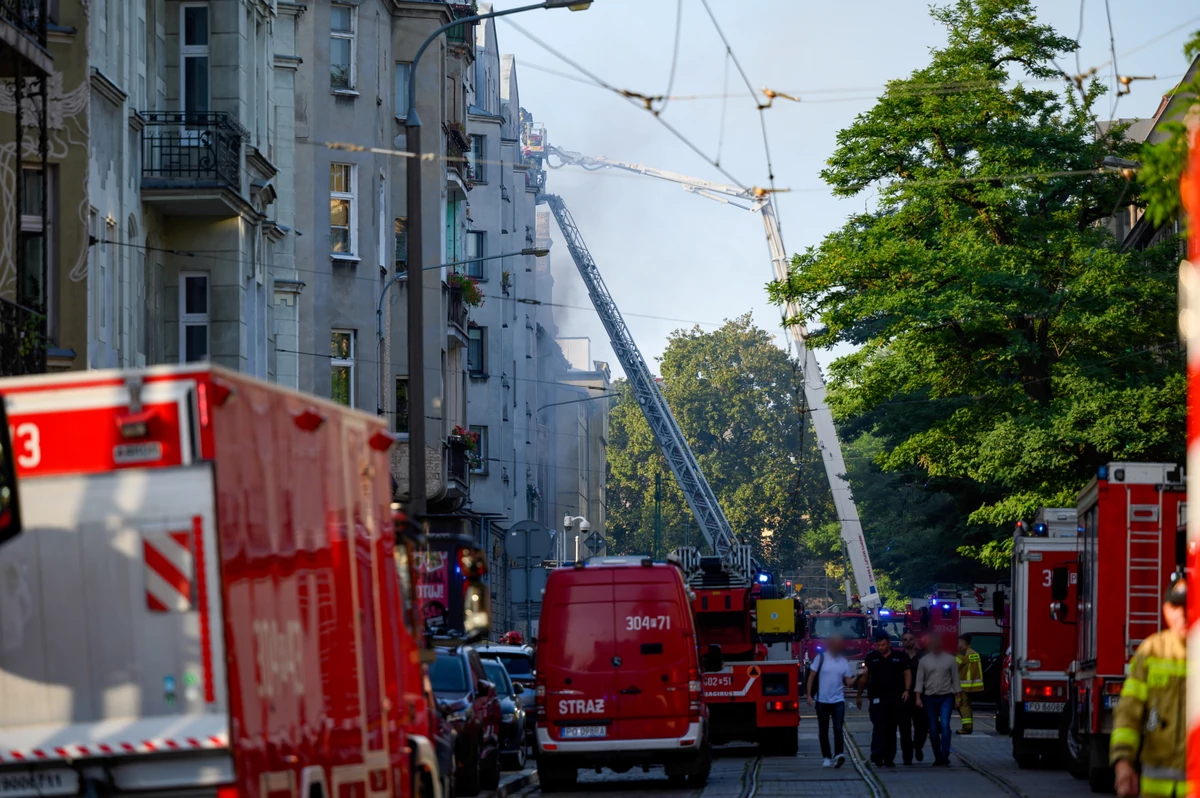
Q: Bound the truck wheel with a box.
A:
[481,746,501,791]
[1087,735,1115,794]
[1061,705,1089,781]
[457,738,482,797]
[537,761,576,793]
[502,741,527,771]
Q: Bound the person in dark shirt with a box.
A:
[856,631,912,767]
[899,631,927,765]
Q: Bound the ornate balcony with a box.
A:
[0,297,45,376]
[140,111,250,215]
[0,0,51,77]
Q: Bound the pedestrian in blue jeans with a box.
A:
[914,634,962,767]
[805,635,858,768]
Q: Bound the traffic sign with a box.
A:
[585,531,606,554]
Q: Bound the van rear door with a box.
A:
[612,570,692,740]
[541,569,616,741]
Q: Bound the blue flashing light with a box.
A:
[879,609,891,616]
[757,574,769,583]
[1033,522,1048,537]
[942,603,951,611]
[1098,465,1109,480]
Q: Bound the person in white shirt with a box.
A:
[805,635,859,768]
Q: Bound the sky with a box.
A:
[485,0,1200,378]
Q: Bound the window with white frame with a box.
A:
[467,325,485,375]
[469,135,486,183]
[331,330,355,406]
[330,4,355,90]
[465,231,485,279]
[394,62,411,118]
[469,425,488,474]
[179,272,210,362]
[180,3,210,126]
[330,163,356,256]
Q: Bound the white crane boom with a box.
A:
[547,146,881,609]
[539,193,741,559]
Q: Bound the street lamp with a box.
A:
[406,0,588,519]
[377,247,548,417]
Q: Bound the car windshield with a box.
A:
[493,653,532,677]
[483,661,513,694]
[811,616,868,639]
[430,653,469,693]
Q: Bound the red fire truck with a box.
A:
[0,365,490,798]
[1002,507,1079,767]
[673,547,803,755]
[1058,462,1185,792]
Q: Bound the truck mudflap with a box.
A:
[702,661,799,731]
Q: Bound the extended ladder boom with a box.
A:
[547,147,880,609]
[539,193,738,558]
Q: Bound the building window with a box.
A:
[330,3,355,90]
[469,425,488,474]
[394,217,407,275]
[465,231,485,279]
[394,62,410,118]
[467,325,485,375]
[179,272,210,362]
[395,377,409,435]
[331,330,355,406]
[180,3,210,125]
[19,168,47,309]
[330,163,356,256]
[470,135,486,183]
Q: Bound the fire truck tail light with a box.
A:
[536,673,546,718]
[688,668,702,721]
[1105,681,1123,695]
[765,700,798,712]
[216,785,239,798]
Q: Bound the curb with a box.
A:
[491,769,538,798]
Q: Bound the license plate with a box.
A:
[1023,729,1059,739]
[1105,695,1119,709]
[0,769,80,798]
[561,726,606,738]
[1025,701,1065,713]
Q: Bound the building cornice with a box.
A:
[90,67,127,108]
[277,1,306,16]
[273,278,306,294]
[274,54,302,70]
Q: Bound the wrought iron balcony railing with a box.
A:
[140,111,249,190]
[0,0,47,44]
[447,435,471,486]
[0,297,45,376]
[446,285,468,331]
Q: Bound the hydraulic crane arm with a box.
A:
[539,193,739,559]
[546,146,881,609]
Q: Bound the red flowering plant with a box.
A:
[451,424,480,451]
[447,271,484,307]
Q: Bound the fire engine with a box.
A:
[0,365,491,798]
[672,547,803,755]
[1002,507,1079,767]
[1058,463,1185,792]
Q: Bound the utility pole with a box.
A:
[654,472,663,560]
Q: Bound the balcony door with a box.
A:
[180,3,210,139]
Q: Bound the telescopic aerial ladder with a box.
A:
[539,194,742,568]
[546,146,881,609]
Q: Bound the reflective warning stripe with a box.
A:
[1121,677,1149,702]
[1145,658,1187,678]
[1111,727,1141,751]
[1139,776,1188,797]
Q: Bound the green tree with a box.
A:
[1138,32,1199,226]
[767,0,1184,564]
[605,315,834,573]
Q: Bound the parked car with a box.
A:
[431,645,502,796]
[476,643,536,741]
[483,659,529,770]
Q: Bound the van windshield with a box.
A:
[430,654,469,693]
[811,616,868,640]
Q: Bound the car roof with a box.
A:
[475,644,532,656]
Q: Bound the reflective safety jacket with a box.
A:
[1109,630,1187,797]
[956,647,984,693]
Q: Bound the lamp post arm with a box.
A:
[406,2,551,128]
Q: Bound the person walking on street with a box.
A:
[805,635,858,769]
[899,631,928,764]
[1110,576,1187,798]
[915,633,961,767]
[857,631,911,767]
[955,634,984,734]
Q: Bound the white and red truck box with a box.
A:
[1006,507,1078,767]
[0,366,443,798]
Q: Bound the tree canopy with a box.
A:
[605,315,834,573]
[1138,30,1199,226]
[767,0,1184,564]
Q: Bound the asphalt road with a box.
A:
[500,703,1097,798]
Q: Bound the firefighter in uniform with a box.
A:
[955,634,984,734]
[1110,577,1187,798]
